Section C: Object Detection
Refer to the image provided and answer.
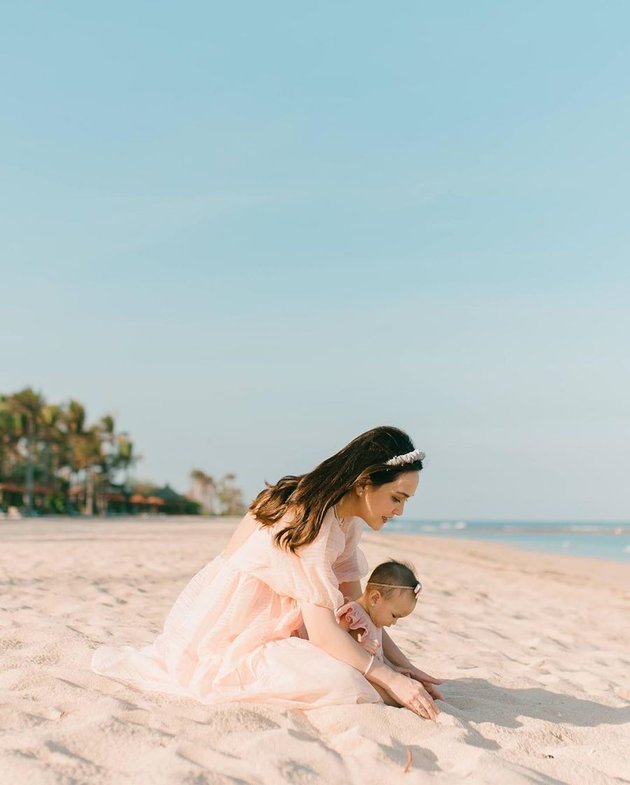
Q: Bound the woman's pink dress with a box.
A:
[91,508,382,708]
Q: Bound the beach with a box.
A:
[1,517,628,785]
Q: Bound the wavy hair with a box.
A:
[249,426,423,552]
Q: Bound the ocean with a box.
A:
[387,519,630,563]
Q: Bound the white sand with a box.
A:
[0,516,628,785]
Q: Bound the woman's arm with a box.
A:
[338,580,362,601]
[300,602,438,719]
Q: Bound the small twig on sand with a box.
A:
[403,748,413,774]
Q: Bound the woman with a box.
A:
[92,426,441,719]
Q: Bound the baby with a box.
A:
[336,559,422,666]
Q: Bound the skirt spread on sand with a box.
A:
[92,511,382,708]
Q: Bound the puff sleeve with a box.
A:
[332,518,369,584]
[247,512,347,611]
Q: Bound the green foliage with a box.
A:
[1,387,245,518]
[0,387,137,515]
[184,498,202,515]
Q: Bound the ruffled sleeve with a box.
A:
[246,509,347,611]
[332,518,369,584]
[336,601,382,655]
[335,601,369,638]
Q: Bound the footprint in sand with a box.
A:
[0,638,23,651]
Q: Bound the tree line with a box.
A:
[0,387,245,517]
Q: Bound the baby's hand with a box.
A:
[393,665,444,701]
[363,639,381,656]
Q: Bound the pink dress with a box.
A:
[91,508,382,708]
[336,601,384,661]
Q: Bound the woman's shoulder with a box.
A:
[251,505,344,560]
[288,506,346,543]
[346,515,364,536]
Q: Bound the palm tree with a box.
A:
[190,469,216,514]
[39,403,67,512]
[3,388,46,514]
[96,421,138,514]
[61,400,88,512]
[73,428,103,515]
[216,473,245,517]
[0,394,18,482]
[113,433,136,486]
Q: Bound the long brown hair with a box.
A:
[249,426,423,552]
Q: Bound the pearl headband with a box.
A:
[385,448,425,467]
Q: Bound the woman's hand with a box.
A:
[380,668,440,720]
[300,603,440,718]
[392,664,444,701]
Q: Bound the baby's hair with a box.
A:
[366,559,421,599]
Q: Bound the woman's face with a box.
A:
[358,471,420,531]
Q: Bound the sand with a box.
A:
[0,516,628,785]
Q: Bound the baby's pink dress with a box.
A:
[91,508,382,708]
[336,601,384,661]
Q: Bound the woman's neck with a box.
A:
[335,493,360,520]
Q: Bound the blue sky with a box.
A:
[2,2,629,520]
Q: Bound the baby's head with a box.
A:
[363,560,422,629]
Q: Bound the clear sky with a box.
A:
[2,2,629,520]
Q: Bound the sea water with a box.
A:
[387,519,630,563]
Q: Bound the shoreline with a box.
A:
[1,517,628,784]
[389,520,630,565]
[368,530,630,592]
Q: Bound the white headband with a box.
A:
[385,449,425,467]
[370,581,423,597]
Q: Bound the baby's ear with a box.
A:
[367,588,382,606]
